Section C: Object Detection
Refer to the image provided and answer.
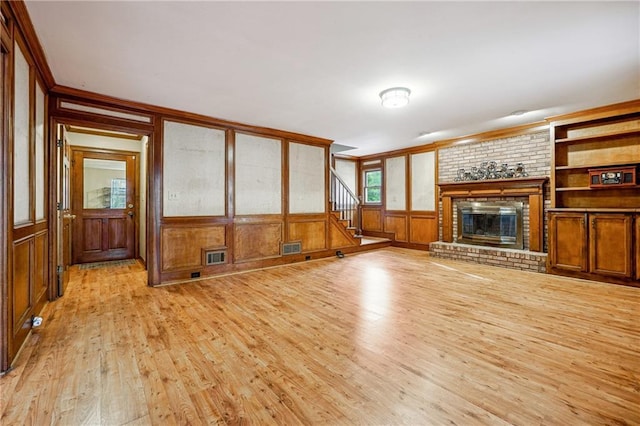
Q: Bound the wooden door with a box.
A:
[589,214,633,279]
[72,149,137,264]
[57,125,72,295]
[548,212,588,272]
[636,216,640,281]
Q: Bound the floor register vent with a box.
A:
[282,242,302,255]
[204,250,226,265]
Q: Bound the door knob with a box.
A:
[127,211,134,217]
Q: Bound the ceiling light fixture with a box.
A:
[380,87,411,108]
[509,109,528,116]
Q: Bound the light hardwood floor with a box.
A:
[1,247,639,425]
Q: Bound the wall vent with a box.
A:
[282,242,302,255]
[204,250,226,265]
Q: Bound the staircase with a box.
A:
[330,167,362,244]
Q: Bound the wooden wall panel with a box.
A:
[330,220,356,249]
[442,196,453,243]
[288,220,326,252]
[409,216,438,244]
[234,223,282,262]
[636,217,640,281]
[529,193,543,252]
[34,232,48,302]
[12,240,31,334]
[362,209,382,231]
[161,226,226,271]
[384,216,408,242]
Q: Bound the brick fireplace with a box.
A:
[431,178,548,272]
[457,201,524,249]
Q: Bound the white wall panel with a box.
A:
[235,133,282,215]
[411,151,436,211]
[335,158,356,195]
[289,143,325,214]
[163,121,226,217]
[35,83,46,221]
[13,43,30,225]
[385,156,406,211]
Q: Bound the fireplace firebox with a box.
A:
[456,201,523,249]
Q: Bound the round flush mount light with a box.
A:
[379,87,411,108]
[509,109,528,116]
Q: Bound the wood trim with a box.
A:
[358,122,548,162]
[0,19,10,372]
[358,143,438,162]
[442,196,453,242]
[226,129,235,219]
[433,122,549,150]
[529,193,543,252]
[636,216,640,281]
[66,125,144,141]
[546,99,640,126]
[148,126,161,286]
[282,139,290,241]
[1,2,12,49]
[50,102,155,135]
[439,177,548,197]
[51,85,334,146]
[5,1,55,89]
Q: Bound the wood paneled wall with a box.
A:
[156,120,338,283]
[358,149,439,249]
[1,1,54,371]
[41,85,358,287]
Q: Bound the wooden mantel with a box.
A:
[439,177,548,252]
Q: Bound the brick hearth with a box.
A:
[429,241,547,273]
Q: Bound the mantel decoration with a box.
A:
[454,161,529,182]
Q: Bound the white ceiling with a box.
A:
[25,1,640,156]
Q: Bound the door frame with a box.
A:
[70,146,139,264]
[50,118,150,295]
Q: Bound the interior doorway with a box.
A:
[55,124,148,287]
[71,148,137,264]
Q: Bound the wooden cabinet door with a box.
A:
[549,212,588,272]
[635,216,640,281]
[589,214,633,278]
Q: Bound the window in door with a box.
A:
[364,169,382,204]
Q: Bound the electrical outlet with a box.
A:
[168,191,179,200]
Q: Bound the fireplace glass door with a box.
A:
[457,201,524,249]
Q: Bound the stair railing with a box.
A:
[330,166,362,236]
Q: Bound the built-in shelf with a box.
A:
[548,100,640,286]
[556,185,640,192]
[555,162,639,171]
[555,187,591,192]
[548,207,640,213]
[555,128,640,144]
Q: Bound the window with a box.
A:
[364,169,382,203]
